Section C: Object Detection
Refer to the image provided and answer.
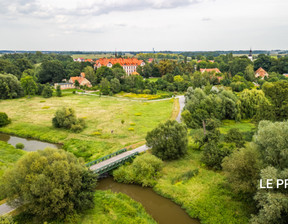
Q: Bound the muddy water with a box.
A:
[97,177,200,224]
[0,133,61,151]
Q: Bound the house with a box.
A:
[73,57,85,62]
[255,67,269,79]
[94,58,145,75]
[283,74,288,78]
[148,58,154,63]
[54,83,74,90]
[69,72,92,88]
[200,68,221,74]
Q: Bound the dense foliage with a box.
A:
[0,74,23,99]
[52,107,85,132]
[1,148,97,221]
[113,153,163,187]
[0,112,11,127]
[146,120,188,160]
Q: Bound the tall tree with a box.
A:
[20,75,37,98]
[1,148,97,221]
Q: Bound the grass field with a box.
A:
[0,93,174,161]
[146,77,160,82]
[153,149,251,224]
[0,141,25,200]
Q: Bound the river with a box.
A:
[0,132,60,151]
[97,177,200,224]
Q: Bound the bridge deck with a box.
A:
[89,145,149,171]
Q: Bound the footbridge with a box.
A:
[87,145,149,175]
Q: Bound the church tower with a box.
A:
[248,48,253,61]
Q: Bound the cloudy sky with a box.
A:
[0,0,287,51]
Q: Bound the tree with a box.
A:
[238,89,268,119]
[56,85,62,97]
[0,74,23,99]
[244,64,255,81]
[38,60,66,83]
[254,120,288,170]
[1,148,97,221]
[0,112,11,127]
[20,75,37,98]
[251,166,288,224]
[254,54,272,71]
[110,78,121,93]
[229,57,252,76]
[52,107,85,133]
[41,84,53,98]
[84,66,96,85]
[262,81,288,121]
[74,80,80,89]
[222,145,262,195]
[146,120,188,160]
[96,66,114,83]
[99,78,111,95]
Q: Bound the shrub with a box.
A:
[52,107,86,132]
[42,84,53,98]
[39,100,45,103]
[92,132,101,136]
[146,120,188,160]
[201,141,235,170]
[130,123,136,126]
[113,154,163,187]
[171,169,199,184]
[224,128,245,148]
[15,143,25,149]
[134,113,142,116]
[56,85,62,97]
[42,106,50,109]
[128,128,134,131]
[0,112,11,127]
[121,119,125,125]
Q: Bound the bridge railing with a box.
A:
[94,151,139,174]
[86,148,127,167]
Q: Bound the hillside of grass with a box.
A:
[0,93,174,161]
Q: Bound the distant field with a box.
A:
[72,53,134,59]
[0,92,174,161]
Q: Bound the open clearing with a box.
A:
[0,93,174,161]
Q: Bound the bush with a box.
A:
[56,85,62,97]
[113,154,163,187]
[52,107,86,132]
[0,112,11,127]
[15,143,25,149]
[130,123,136,126]
[201,141,235,170]
[42,106,50,109]
[39,100,45,103]
[146,120,188,160]
[171,169,199,184]
[128,128,134,131]
[121,119,125,125]
[134,113,142,116]
[224,128,245,148]
[41,84,53,98]
[92,131,101,136]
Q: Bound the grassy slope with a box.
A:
[0,93,174,161]
[0,141,25,200]
[78,190,156,224]
[152,121,256,224]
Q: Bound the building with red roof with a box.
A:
[69,72,92,87]
[200,68,221,74]
[255,67,269,79]
[94,58,145,75]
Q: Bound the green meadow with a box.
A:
[0,92,174,161]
